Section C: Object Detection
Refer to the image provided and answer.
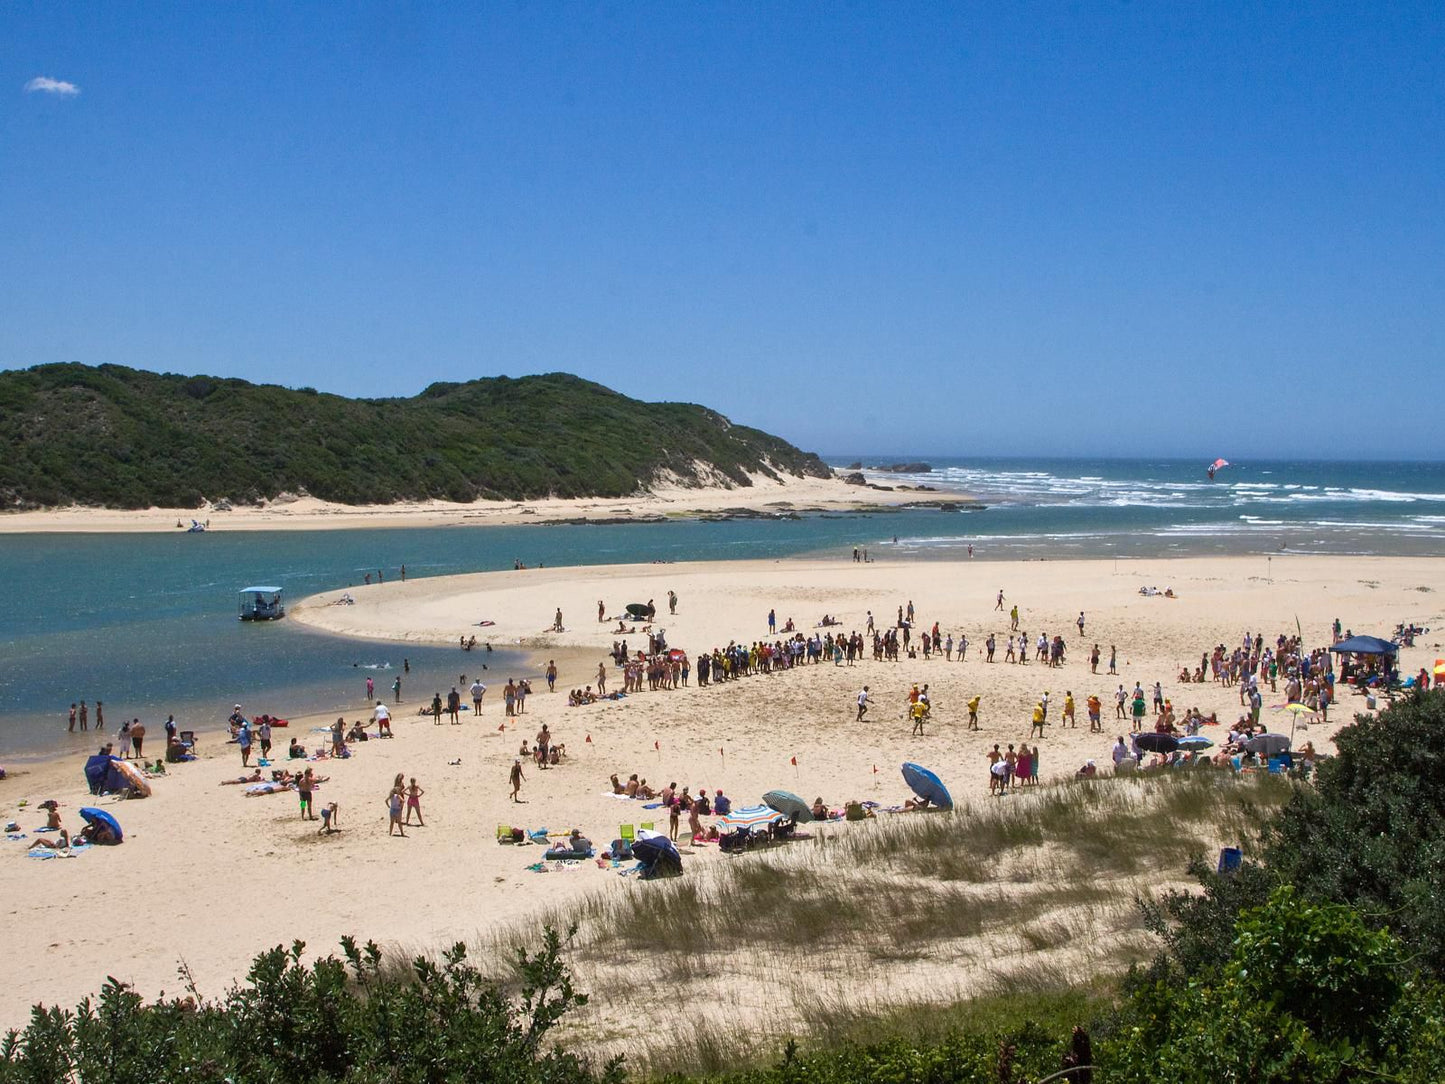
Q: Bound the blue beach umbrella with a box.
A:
[1177,735,1214,750]
[762,789,813,823]
[78,807,123,843]
[631,833,682,878]
[720,805,785,830]
[901,763,953,810]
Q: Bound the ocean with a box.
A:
[1,457,1440,758]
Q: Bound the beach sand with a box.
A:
[0,472,962,534]
[2,553,1441,1028]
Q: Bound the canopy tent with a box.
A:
[1330,635,1399,656]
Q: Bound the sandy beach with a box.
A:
[0,472,969,534]
[2,552,1441,1029]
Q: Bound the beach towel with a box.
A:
[7,833,27,841]
[642,801,663,809]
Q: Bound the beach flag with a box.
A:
[719,747,724,757]
[654,740,660,751]
[585,733,592,744]
[497,722,505,732]
[790,756,797,766]
[872,764,878,774]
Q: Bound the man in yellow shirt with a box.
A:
[966,695,981,730]
[1062,692,1076,728]
[1030,701,1046,738]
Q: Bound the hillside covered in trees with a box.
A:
[0,364,831,510]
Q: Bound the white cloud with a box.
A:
[24,76,80,97]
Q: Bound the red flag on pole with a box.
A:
[498,723,506,732]
[585,734,592,744]
[872,764,878,774]
[654,740,660,751]
[790,756,797,766]
[719,747,724,757]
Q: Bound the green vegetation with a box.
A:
[0,363,830,509]
[10,692,1445,1082]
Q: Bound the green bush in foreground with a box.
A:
[0,927,621,1084]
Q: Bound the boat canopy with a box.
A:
[240,586,283,594]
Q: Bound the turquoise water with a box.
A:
[2,457,1441,758]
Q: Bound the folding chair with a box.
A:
[619,824,635,843]
[497,824,512,842]
[639,821,655,832]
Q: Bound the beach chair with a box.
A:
[526,828,549,845]
[639,821,655,832]
[619,824,635,843]
[497,824,513,843]
[179,730,196,748]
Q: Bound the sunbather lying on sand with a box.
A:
[221,770,265,785]
[31,829,70,851]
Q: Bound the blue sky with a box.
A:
[4,3,1442,458]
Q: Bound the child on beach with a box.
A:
[386,786,406,836]
[405,778,425,826]
[318,802,339,834]
[509,759,525,802]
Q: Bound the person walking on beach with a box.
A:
[996,589,1005,611]
[386,785,406,836]
[405,778,425,826]
[258,718,272,759]
[509,759,525,802]
[967,694,981,730]
[239,720,253,767]
[856,685,870,721]
[546,660,557,692]
[1010,605,1019,632]
[470,678,486,715]
[131,718,146,759]
[1077,612,1086,637]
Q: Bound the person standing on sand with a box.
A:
[470,678,486,715]
[405,778,425,826]
[596,662,608,695]
[967,694,981,730]
[393,675,402,703]
[431,692,443,724]
[299,768,317,820]
[509,759,525,802]
[768,608,776,635]
[668,590,677,615]
[386,786,406,836]
[546,660,557,691]
[1010,605,1019,632]
[856,685,870,722]
[598,600,605,623]
[118,720,132,759]
[1077,612,1086,637]
[553,608,564,632]
[447,687,461,724]
[131,718,146,759]
[1115,685,1127,719]
[258,717,272,759]
[1108,645,1118,675]
[239,720,253,766]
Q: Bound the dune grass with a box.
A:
[467,771,1292,1076]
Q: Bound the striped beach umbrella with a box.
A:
[719,805,784,830]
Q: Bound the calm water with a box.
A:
[2,457,1440,758]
